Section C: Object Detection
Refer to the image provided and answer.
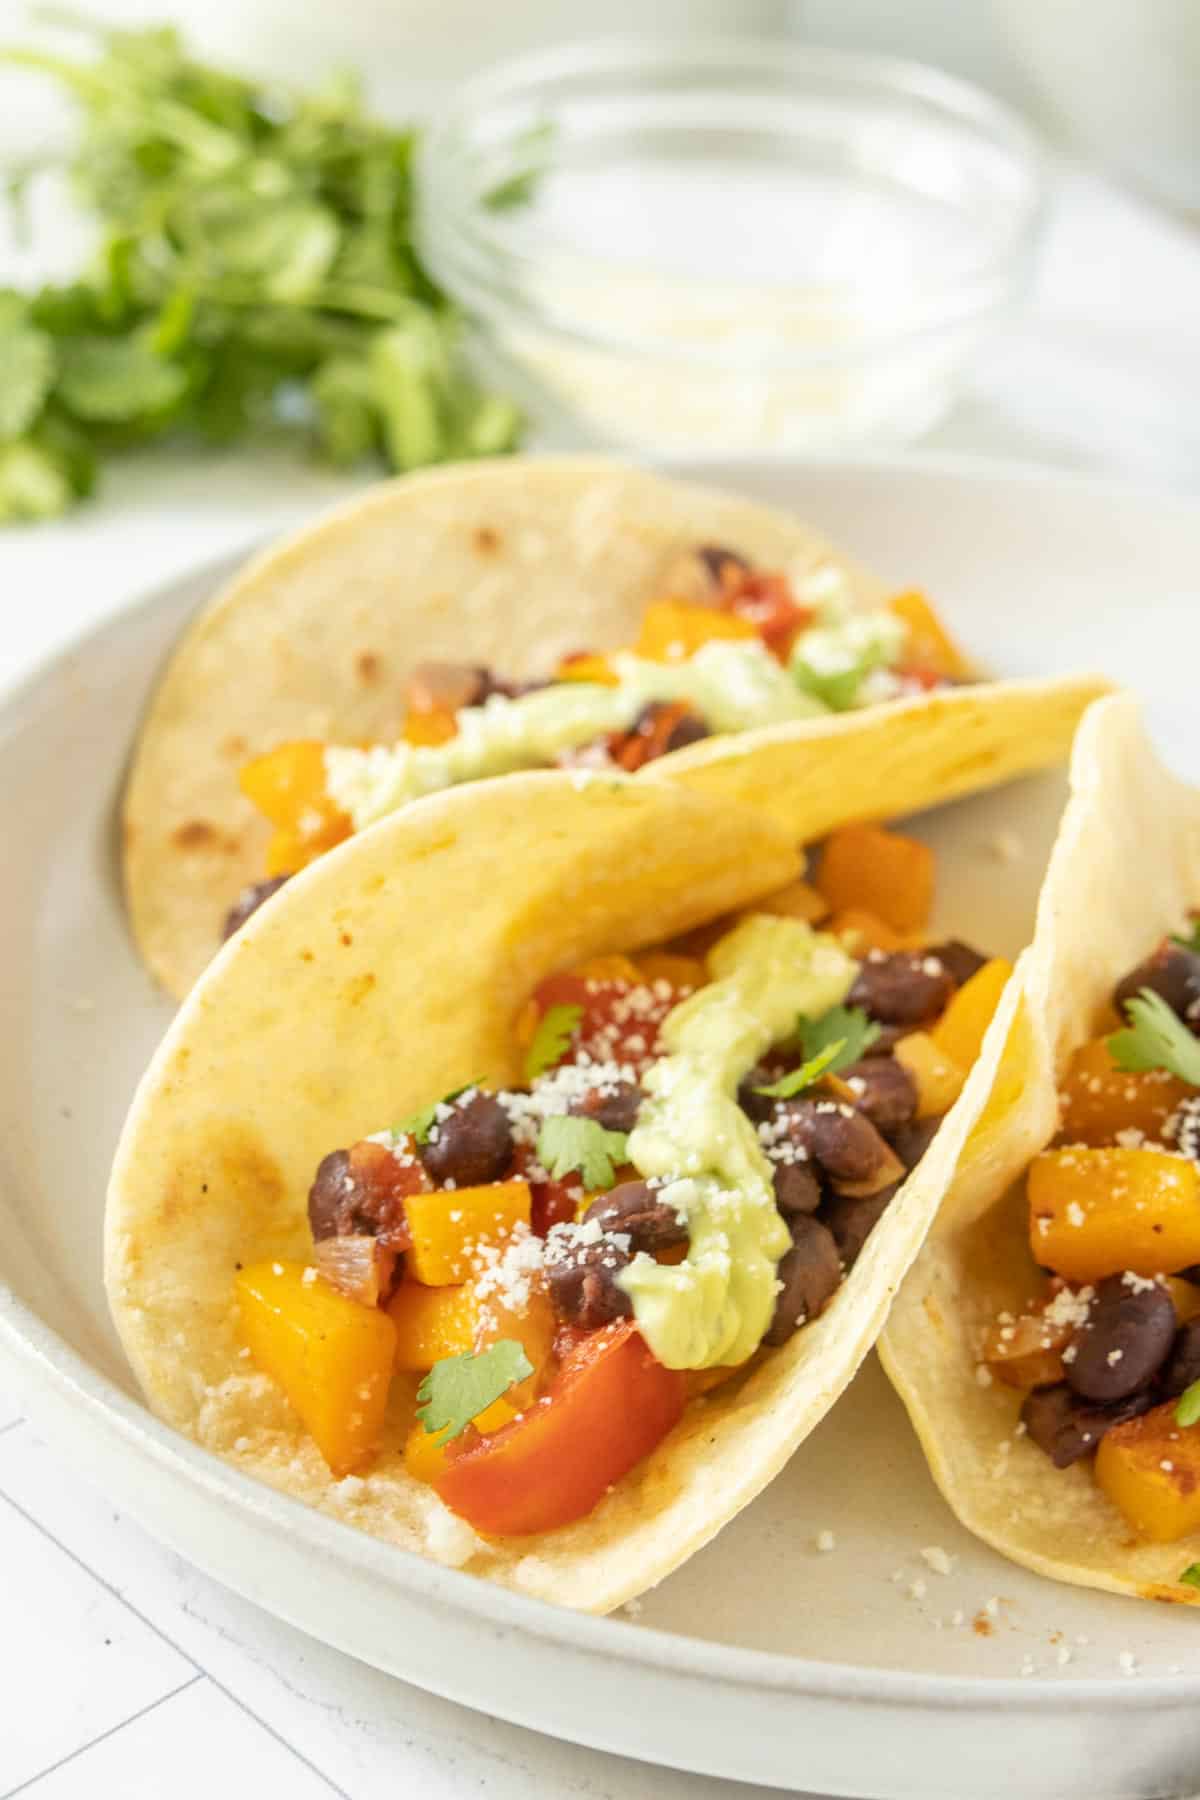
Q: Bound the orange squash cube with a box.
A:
[749,878,829,925]
[816,825,934,935]
[405,1180,532,1286]
[1028,1147,1200,1283]
[1095,1403,1200,1542]
[403,707,457,746]
[890,591,971,681]
[556,652,618,686]
[635,599,758,663]
[931,958,1012,1071]
[894,1031,965,1119]
[403,1394,522,1485]
[239,741,332,829]
[475,1276,557,1410]
[981,1306,1071,1390]
[387,1280,477,1371]
[570,954,642,985]
[236,1260,396,1478]
[1059,1036,1192,1146]
[634,951,707,992]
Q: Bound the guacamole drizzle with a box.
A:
[621,915,858,1370]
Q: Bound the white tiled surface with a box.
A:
[1,157,1198,1800]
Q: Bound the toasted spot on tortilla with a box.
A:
[473,525,501,554]
[340,930,353,947]
[172,820,219,850]
[355,651,382,685]
[221,734,248,758]
[300,948,314,962]
[344,972,375,1007]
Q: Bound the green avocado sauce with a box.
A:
[322,641,826,831]
[620,915,858,1371]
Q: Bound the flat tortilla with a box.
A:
[107,750,1024,1614]
[121,454,1108,997]
[881,694,1200,1607]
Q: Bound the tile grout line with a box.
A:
[1,1674,204,1799]
[0,1488,350,1799]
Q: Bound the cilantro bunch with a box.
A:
[0,17,522,522]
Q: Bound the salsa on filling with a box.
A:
[982,924,1200,1565]
[223,546,969,939]
[237,823,1006,1538]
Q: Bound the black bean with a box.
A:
[662,710,710,753]
[822,1182,900,1270]
[925,939,988,989]
[308,1149,351,1242]
[887,1115,943,1172]
[1021,1383,1154,1468]
[772,1160,822,1216]
[222,875,289,940]
[763,1215,843,1345]
[629,701,711,759]
[840,1057,917,1132]
[861,1024,906,1057]
[849,951,955,1027]
[545,1239,633,1330]
[419,1091,513,1187]
[737,1067,778,1124]
[783,1099,892,1186]
[1114,941,1200,1029]
[583,1180,687,1253]
[1066,1275,1176,1402]
[1161,1318,1200,1398]
[568,1081,642,1135]
[696,543,750,584]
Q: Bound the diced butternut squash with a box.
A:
[634,950,707,992]
[556,652,618,686]
[829,908,909,954]
[981,1306,1072,1390]
[405,1180,532,1286]
[748,878,829,925]
[1028,1147,1200,1282]
[890,590,971,681]
[241,740,351,874]
[816,825,934,935]
[404,1394,523,1485]
[571,954,642,984]
[474,1276,557,1410]
[1166,1276,1200,1324]
[931,958,1012,1070]
[894,1032,965,1119]
[403,707,457,746]
[1095,1403,1200,1542]
[1059,1036,1192,1146]
[635,599,758,662]
[387,1280,477,1371]
[264,816,351,877]
[236,1261,396,1478]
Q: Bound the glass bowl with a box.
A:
[416,39,1046,453]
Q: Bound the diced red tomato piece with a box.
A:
[435,1321,686,1535]
[530,970,688,1074]
[720,569,813,661]
[344,1138,427,1249]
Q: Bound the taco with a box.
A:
[109,727,1033,1613]
[882,694,1200,1607]
[120,455,1102,997]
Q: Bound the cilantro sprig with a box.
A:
[524,1003,582,1082]
[394,1081,480,1145]
[1172,920,1200,955]
[416,1341,533,1444]
[537,1116,628,1190]
[0,18,523,521]
[1108,990,1200,1086]
[756,1004,880,1099]
[1179,1562,1200,1590]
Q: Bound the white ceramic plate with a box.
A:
[2,458,1199,1800]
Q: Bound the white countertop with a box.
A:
[1,159,1198,1800]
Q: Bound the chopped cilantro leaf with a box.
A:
[1176,1379,1200,1429]
[1179,1563,1200,1590]
[755,1040,845,1100]
[537,1116,628,1190]
[394,1081,480,1145]
[416,1340,533,1444]
[1172,920,1200,955]
[524,1003,582,1082]
[1108,989,1200,1085]
[797,1004,881,1071]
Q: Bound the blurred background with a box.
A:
[1,0,1198,525]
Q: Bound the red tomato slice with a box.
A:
[722,570,813,662]
[531,972,682,1074]
[435,1321,686,1535]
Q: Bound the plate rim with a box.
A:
[3,450,1200,1720]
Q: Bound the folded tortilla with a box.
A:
[108,742,1033,1614]
[881,694,1200,1606]
[121,455,1108,997]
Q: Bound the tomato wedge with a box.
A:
[435,1321,685,1535]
